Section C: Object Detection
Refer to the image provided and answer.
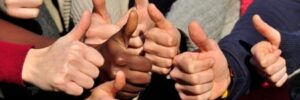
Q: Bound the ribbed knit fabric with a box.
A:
[62,0,71,31]
[167,0,240,51]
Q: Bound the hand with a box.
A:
[170,21,230,99]
[1,0,42,19]
[144,4,180,75]
[85,0,120,45]
[86,71,125,100]
[250,15,288,87]
[127,0,153,55]
[22,11,104,96]
[94,10,152,100]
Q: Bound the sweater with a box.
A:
[0,41,32,86]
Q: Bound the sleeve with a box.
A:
[219,0,300,99]
[0,41,32,86]
[0,0,5,13]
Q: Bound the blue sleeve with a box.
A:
[219,0,300,99]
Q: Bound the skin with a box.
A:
[22,11,104,96]
[2,0,43,19]
[170,21,230,100]
[93,10,152,100]
[250,15,288,87]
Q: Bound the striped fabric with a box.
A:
[62,0,72,31]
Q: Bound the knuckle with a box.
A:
[168,48,178,57]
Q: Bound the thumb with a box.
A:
[64,11,91,40]
[92,0,111,22]
[88,71,125,100]
[188,21,213,51]
[135,0,149,8]
[98,71,125,96]
[253,14,281,48]
[114,10,138,47]
[148,4,173,30]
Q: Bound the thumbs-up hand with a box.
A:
[93,10,152,100]
[22,11,104,96]
[170,22,230,100]
[85,0,120,45]
[126,0,153,55]
[144,4,180,75]
[250,15,288,87]
[86,71,125,100]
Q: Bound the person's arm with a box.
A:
[219,0,300,99]
[0,19,55,48]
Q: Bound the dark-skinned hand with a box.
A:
[92,10,152,100]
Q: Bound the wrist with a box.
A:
[22,48,47,84]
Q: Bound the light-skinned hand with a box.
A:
[22,11,104,96]
[250,15,288,87]
[1,0,42,19]
[170,21,230,100]
[144,4,180,75]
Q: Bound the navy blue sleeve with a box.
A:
[219,0,300,99]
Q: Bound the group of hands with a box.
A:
[2,0,288,99]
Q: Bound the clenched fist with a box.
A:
[250,15,288,87]
[22,11,103,96]
[170,21,230,100]
[93,10,152,100]
[144,4,180,75]
[1,0,43,19]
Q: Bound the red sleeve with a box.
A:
[241,0,254,16]
[0,41,32,86]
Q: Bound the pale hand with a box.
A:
[250,15,288,87]
[22,11,104,96]
[2,0,43,19]
[170,21,230,100]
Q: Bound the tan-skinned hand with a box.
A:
[250,15,288,87]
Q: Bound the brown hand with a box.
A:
[94,10,152,100]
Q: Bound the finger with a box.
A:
[127,47,143,55]
[6,0,43,8]
[175,83,212,95]
[254,49,282,68]
[148,4,173,30]
[64,82,84,96]
[275,73,288,87]
[144,39,178,58]
[66,11,91,40]
[129,36,143,48]
[188,21,213,51]
[264,57,286,76]
[135,0,149,8]
[145,53,173,68]
[92,0,111,22]
[67,69,94,89]
[144,28,178,47]
[83,46,104,67]
[269,67,287,83]
[152,65,171,75]
[77,60,100,79]
[126,56,152,72]
[170,67,214,85]
[121,83,145,93]
[6,8,39,19]
[174,53,214,74]
[253,14,281,47]
[114,10,138,47]
[125,70,151,85]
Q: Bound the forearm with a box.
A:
[0,19,55,48]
